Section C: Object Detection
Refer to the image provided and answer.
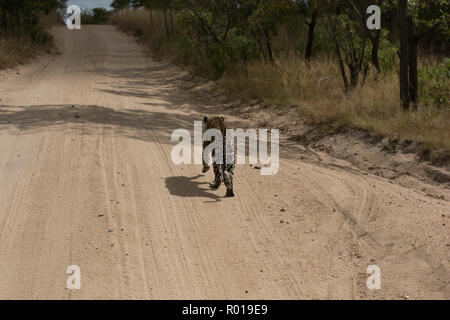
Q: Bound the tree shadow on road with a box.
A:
[0,104,197,143]
[164,175,221,202]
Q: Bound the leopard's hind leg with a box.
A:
[209,162,223,189]
[223,164,235,197]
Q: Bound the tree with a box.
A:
[0,0,65,37]
[396,0,449,110]
[304,0,322,60]
[81,8,112,24]
[111,0,131,10]
[350,0,384,73]
[325,0,370,90]
[398,0,409,109]
[246,0,294,63]
[140,0,155,28]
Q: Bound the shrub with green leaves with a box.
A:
[177,7,263,77]
[419,58,450,108]
[378,31,398,72]
[81,8,113,25]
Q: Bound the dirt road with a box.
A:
[0,26,448,300]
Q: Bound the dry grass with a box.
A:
[111,9,166,46]
[0,11,61,69]
[0,34,55,69]
[222,54,450,150]
[111,9,216,76]
[111,9,152,33]
[0,36,38,68]
[112,9,450,151]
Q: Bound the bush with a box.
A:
[0,1,62,69]
[419,58,450,107]
[177,9,261,78]
[81,8,112,25]
[378,31,398,72]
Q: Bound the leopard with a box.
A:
[202,116,235,197]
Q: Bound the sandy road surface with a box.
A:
[0,26,448,300]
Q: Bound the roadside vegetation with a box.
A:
[81,8,113,25]
[2,1,448,153]
[110,1,449,152]
[0,0,65,69]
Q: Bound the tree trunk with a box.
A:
[371,29,382,73]
[169,2,174,36]
[265,32,274,63]
[408,18,419,110]
[333,37,349,90]
[163,8,170,38]
[259,25,274,63]
[408,43,418,109]
[349,65,359,88]
[257,39,268,61]
[398,0,410,110]
[149,5,153,28]
[305,9,318,60]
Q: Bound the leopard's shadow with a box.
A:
[164,175,221,202]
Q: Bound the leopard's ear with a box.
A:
[203,116,208,123]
